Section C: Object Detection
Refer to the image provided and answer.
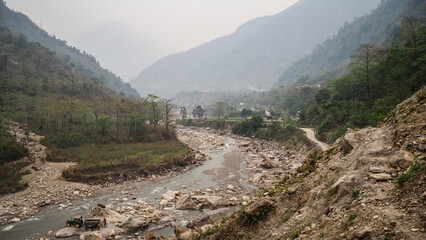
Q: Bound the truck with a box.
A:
[66,216,101,230]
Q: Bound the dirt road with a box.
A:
[301,128,329,151]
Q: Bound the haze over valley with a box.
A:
[0,1,425,240]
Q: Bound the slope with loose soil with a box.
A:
[199,86,425,240]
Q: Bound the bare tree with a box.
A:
[351,43,384,103]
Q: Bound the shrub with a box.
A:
[348,212,357,221]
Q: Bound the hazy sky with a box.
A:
[6,0,299,52]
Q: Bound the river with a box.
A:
[1,129,258,240]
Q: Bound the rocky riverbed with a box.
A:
[1,124,310,240]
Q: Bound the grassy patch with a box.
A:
[59,140,191,182]
[396,163,423,188]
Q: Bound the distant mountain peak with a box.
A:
[130,0,380,98]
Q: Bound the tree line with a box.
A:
[0,26,176,150]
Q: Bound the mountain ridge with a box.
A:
[0,2,139,97]
[130,0,380,98]
[274,0,425,87]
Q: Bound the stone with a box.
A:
[258,160,274,169]
[369,167,386,173]
[86,231,103,240]
[200,224,215,233]
[175,195,197,210]
[55,227,77,238]
[206,196,227,209]
[331,174,356,197]
[97,203,106,208]
[145,232,156,239]
[227,185,235,190]
[339,137,354,154]
[179,229,194,240]
[162,190,176,201]
[120,217,148,230]
[244,199,273,217]
[390,150,413,169]
[354,227,372,238]
[11,217,20,223]
[369,173,392,181]
[160,199,169,206]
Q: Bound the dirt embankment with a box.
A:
[199,87,426,239]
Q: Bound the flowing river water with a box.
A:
[1,131,258,240]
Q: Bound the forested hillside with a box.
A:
[131,0,379,97]
[273,14,426,144]
[0,25,183,192]
[274,0,424,87]
[0,1,139,97]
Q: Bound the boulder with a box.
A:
[120,217,148,230]
[179,229,194,240]
[160,199,169,206]
[200,224,215,233]
[258,160,274,169]
[86,232,104,240]
[189,212,211,228]
[145,232,156,239]
[176,195,197,210]
[369,173,392,181]
[331,174,356,198]
[163,190,176,201]
[206,196,227,209]
[339,137,354,155]
[55,227,77,238]
[390,150,413,169]
[354,226,373,238]
[244,199,273,217]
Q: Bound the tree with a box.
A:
[400,16,421,60]
[180,107,187,120]
[240,108,253,119]
[163,99,175,131]
[214,102,226,128]
[351,43,384,104]
[146,94,159,129]
[192,105,205,120]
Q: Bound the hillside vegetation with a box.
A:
[0,1,139,97]
[0,25,187,192]
[275,0,424,87]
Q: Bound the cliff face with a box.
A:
[201,87,425,240]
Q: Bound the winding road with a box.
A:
[301,128,329,151]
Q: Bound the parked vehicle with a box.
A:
[84,218,101,230]
[66,216,84,228]
[65,216,101,230]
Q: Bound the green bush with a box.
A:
[0,129,28,163]
[232,115,263,136]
